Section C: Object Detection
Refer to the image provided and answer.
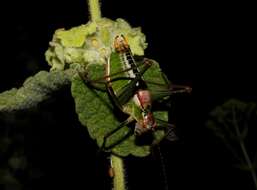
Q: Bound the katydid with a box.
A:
[79,34,191,150]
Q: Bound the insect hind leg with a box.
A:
[101,117,134,151]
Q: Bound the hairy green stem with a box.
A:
[111,154,126,190]
[88,0,101,21]
[0,69,75,113]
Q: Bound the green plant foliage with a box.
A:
[71,53,169,157]
[207,99,256,148]
[45,18,147,71]
[206,99,257,188]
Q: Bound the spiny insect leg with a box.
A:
[102,117,134,151]
[170,84,192,94]
[104,79,124,112]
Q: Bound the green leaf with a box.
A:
[55,22,97,47]
[71,55,169,157]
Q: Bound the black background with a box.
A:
[0,0,256,190]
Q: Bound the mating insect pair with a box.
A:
[79,34,191,150]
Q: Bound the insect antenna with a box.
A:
[144,80,192,93]
[150,143,169,190]
[90,61,145,83]
[158,146,169,190]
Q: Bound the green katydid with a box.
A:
[77,34,191,152]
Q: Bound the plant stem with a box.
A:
[111,154,126,190]
[239,140,257,189]
[88,0,101,21]
[232,108,257,189]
